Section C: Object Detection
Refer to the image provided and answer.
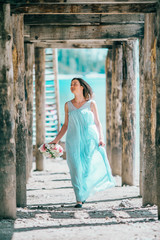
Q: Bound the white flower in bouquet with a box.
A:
[39,143,63,159]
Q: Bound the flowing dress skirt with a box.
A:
[66,100,116,202]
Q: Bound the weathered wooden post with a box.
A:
[12,14,27,207]
[0,4,16,219]
[156,5,160,220]
[122,40,137,186]
[111,43,123,176]
[35,47,45,171]
[139,38,144,196]
[142,13,157,206]
[53,48,60,131]
[105,49,112,164]
[24,43,34,180]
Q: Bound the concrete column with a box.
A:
[35,47,45,171]
[142,13,157,206]
[111,43,123,176]
[105,49,112,165]
[12,14,27,207]
[0,4,16,219]
[122,40,137,186]
[24,43,34,180]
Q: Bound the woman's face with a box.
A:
[70,79,83,94]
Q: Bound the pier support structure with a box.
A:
[35,47,46,171]
[105,49,112,165]
[0,3,16,219]
[111,43,123,176]
[12,13,27,207]
[122,40,137,186]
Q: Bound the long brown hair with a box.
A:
[71,77,93,100]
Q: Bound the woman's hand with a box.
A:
[91,101,105,147]
[48,139,58,145]
[99,139,105,147]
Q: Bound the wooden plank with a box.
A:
[27,24,144,41]
[3,0,158,2]
[24,14,100,25]
[28,39,114,45]
[2,0,158,2]
[1,0,65,2]
[101,14,145,23]
[11,2,157,14]
[67,0,157,2]
[24,14,144,26]
[33,42,113,48]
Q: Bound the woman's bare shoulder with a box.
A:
[90,99,97,111]
[64,101,69,111]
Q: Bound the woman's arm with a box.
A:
[48,102,69,144]
[91,100,105,146]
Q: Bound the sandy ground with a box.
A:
[0,158,160,240]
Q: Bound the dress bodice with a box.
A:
[67,99,92,112]
[67,99,95,129]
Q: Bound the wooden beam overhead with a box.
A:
[24,14,100,26]
[25,24,144,41]
[33,41,114,48]
[67,0,157,2]
[24,14,145,26]
[2,0,158,1]
[29,39,115,44]
[11,2,157,14]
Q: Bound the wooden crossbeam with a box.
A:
[24,14,145,26]
[11,2,157,14]
[3,0,158,2]
[33,41,113,48]
[25,24,144,41]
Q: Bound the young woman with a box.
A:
[49,77,115,208]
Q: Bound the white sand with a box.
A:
[0,158,160,240]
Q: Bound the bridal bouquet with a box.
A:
[39,143,63,159]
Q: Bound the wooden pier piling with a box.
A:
[111,43,123,176]
[35,47,46,171]
[0,4,16,219]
